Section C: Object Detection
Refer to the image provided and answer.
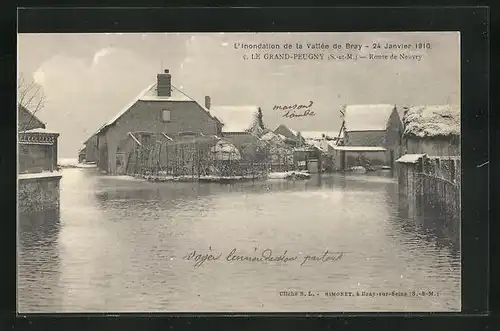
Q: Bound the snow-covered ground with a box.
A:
[267,171,311,180]
[58,158,96,168]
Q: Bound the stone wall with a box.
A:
[18,175,62,215]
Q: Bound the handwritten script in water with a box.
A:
[182,247,344,268]
[273,101,316,119]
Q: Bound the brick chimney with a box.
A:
[205,96,211,110]
[157,69,171,97]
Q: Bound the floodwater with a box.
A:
[17,168,461,313]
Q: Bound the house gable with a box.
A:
[18,104,46,131]
[274,124,298,139]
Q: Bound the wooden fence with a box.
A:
[124,138,295,178]
[398,155,461,244]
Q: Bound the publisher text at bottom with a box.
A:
[278,290,440,298]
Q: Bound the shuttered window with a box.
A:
[162,110,171,122]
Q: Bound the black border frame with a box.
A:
[5,6,490,330]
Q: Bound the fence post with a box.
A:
[448,158,455,183]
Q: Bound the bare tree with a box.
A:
[18,73,45,131]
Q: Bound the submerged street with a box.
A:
[18,168,460,313]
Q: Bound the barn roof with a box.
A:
[402,105,460,138]
[343,104,396,132]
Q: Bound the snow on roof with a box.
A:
[138,84,192,102]
[343,104,396,132]
[306,140,331,153]
[18,171,62,180]
[402,105,460,138]
[210,105,259,133]
[396,154,426,164]
[300,131,339,140]
[20,128,59,134]
[261,131,287,143]
[260,131,282,141]
[334,146,387,152]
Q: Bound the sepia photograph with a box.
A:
[17,31,461,313]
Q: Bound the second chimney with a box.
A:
[205,96,211,110]
[157,69,171,97]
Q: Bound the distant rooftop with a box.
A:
[261,131,285,142]
[300,131,339,140]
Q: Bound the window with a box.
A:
[161,109,171,122]
[141,133,152,146]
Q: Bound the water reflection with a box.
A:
[18,209,63,312]
[17,168,461,312]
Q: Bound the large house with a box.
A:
[83,70,223,174]
[334,104,404,170]
[401,105,460,156]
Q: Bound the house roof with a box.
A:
[306,140,334,154]
[18,104,46,129]
[209,105,260,133]
[300,131,339,140]
[334,146,387,152]
[87,82,218,141]
[402,105,460,138]
[396,154,426,164]
[343,104,396,132]
[260,131,285,142]
[274,124,298,136]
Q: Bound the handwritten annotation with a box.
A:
[273,101,316,119]
[182,247,344,268]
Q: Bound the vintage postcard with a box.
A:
[17,32,461,313]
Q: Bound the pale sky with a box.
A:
[18,32,460,157]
